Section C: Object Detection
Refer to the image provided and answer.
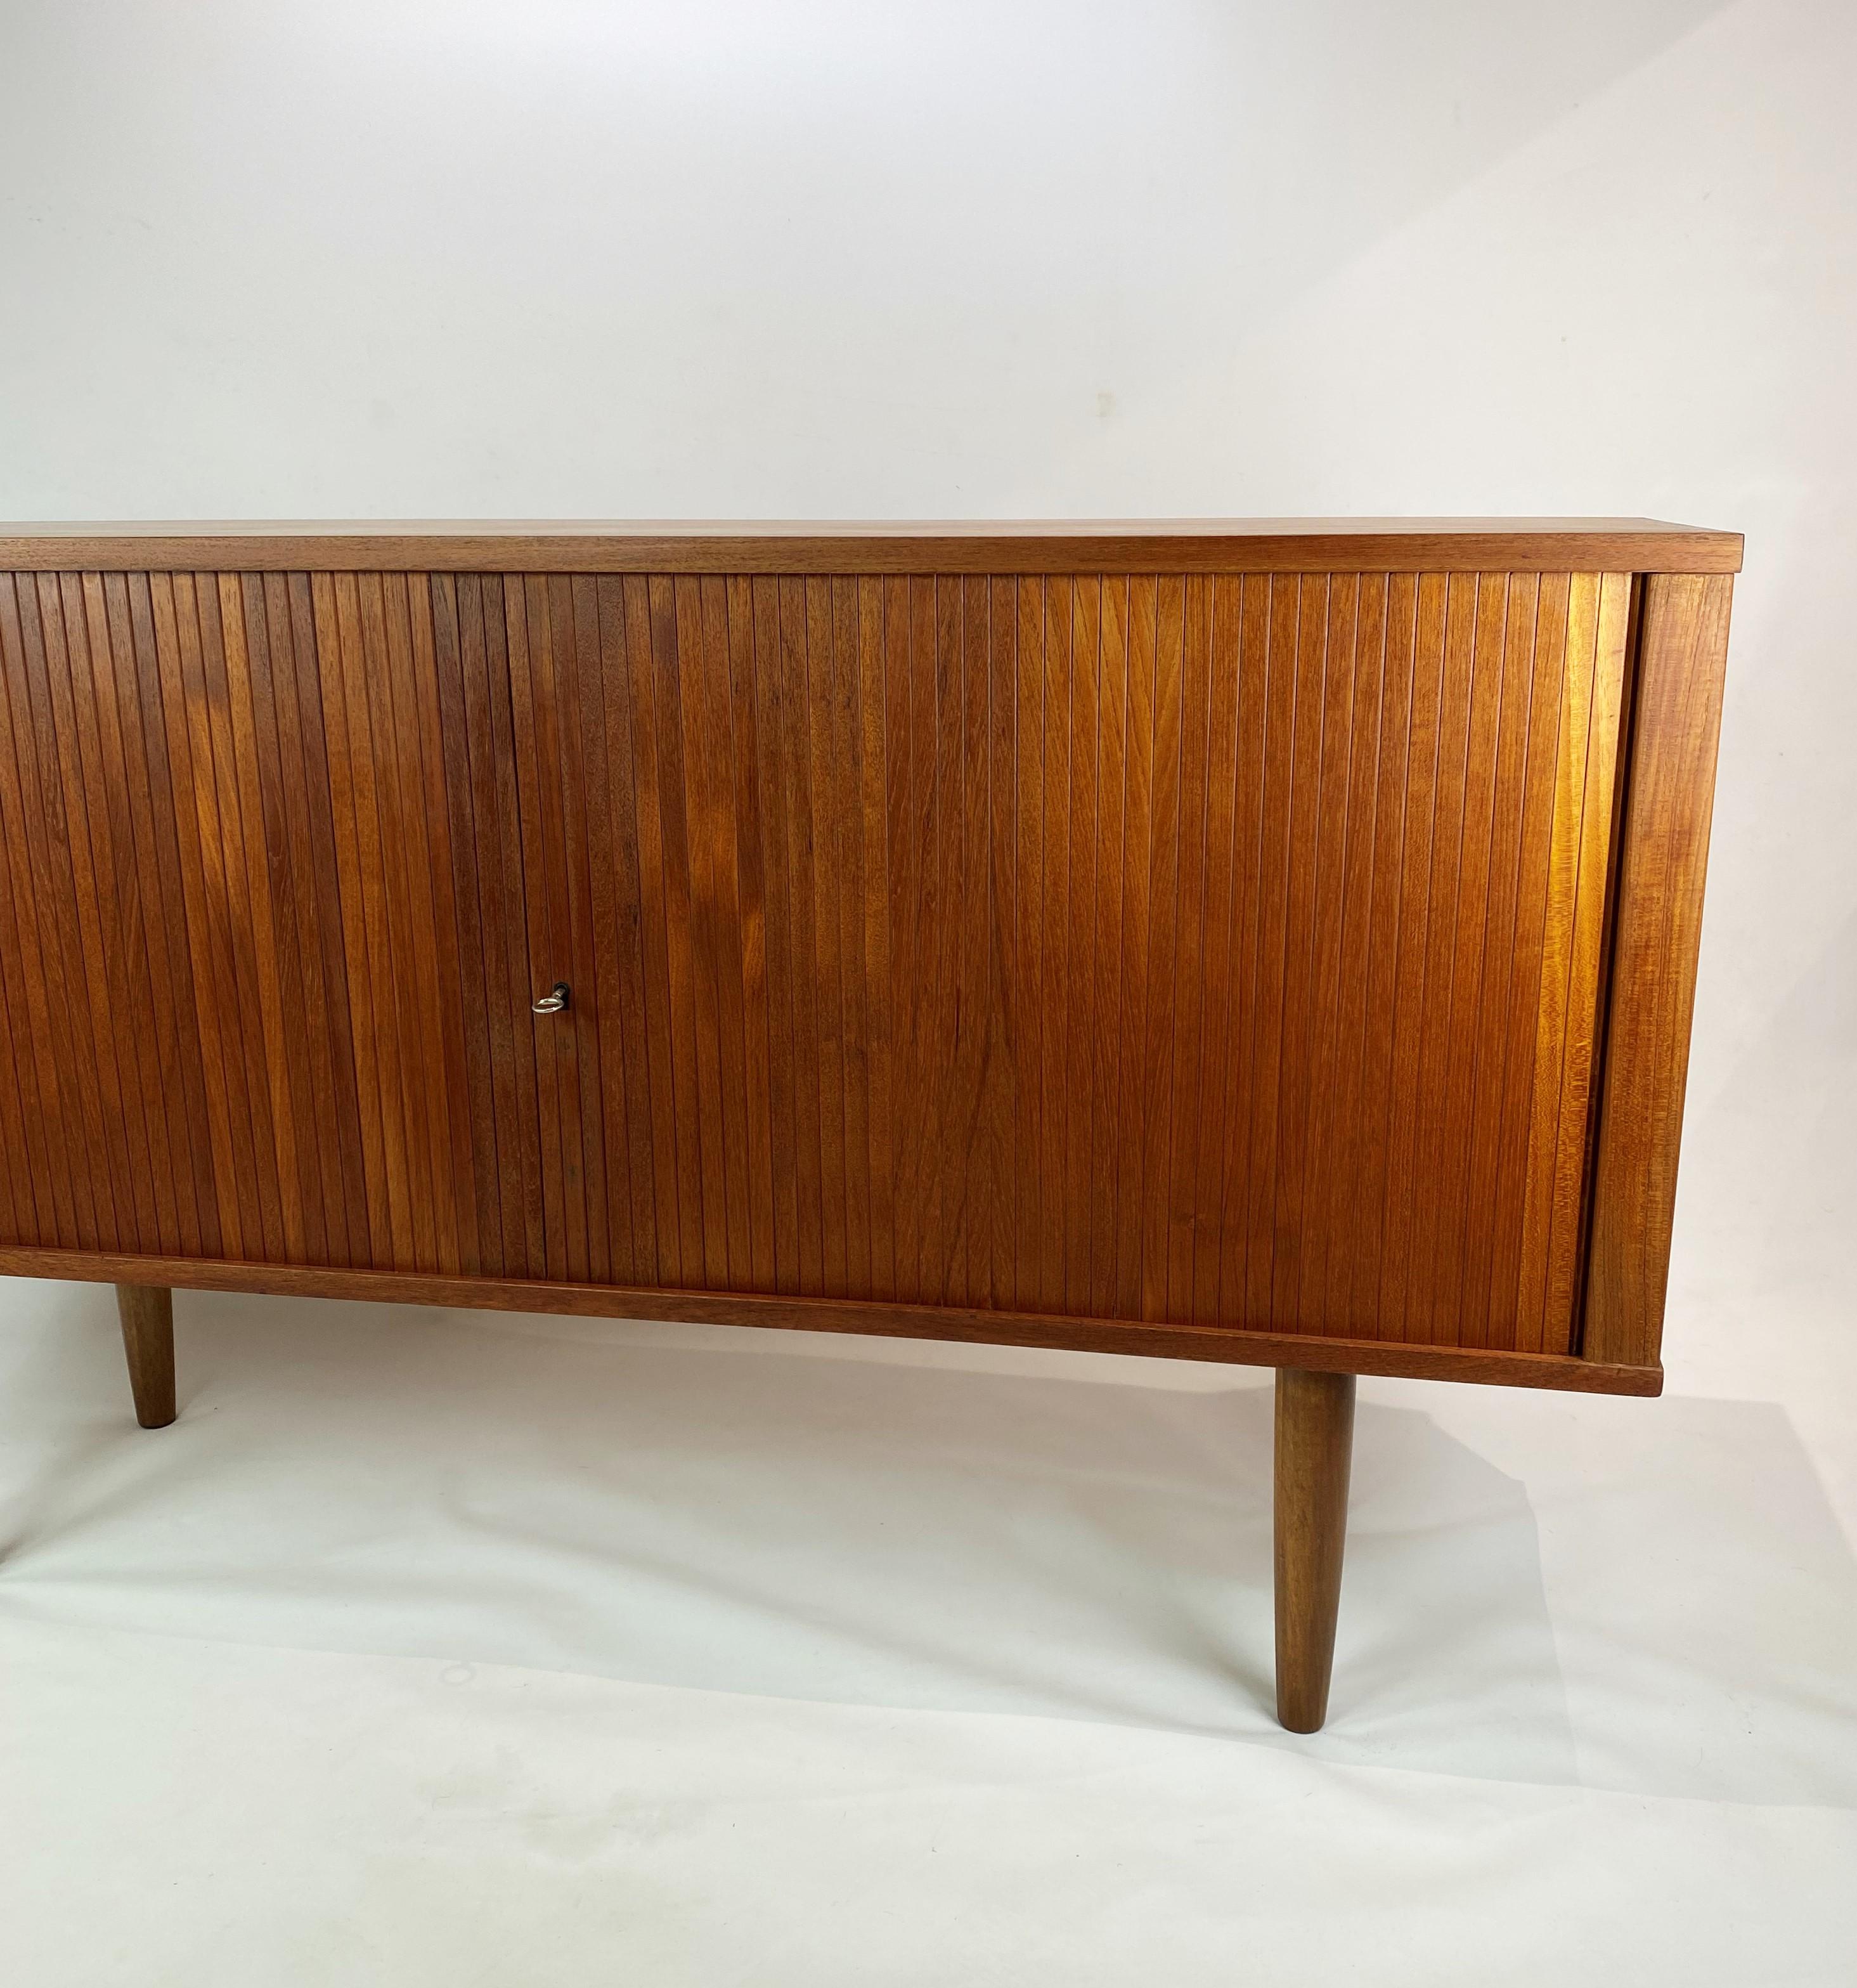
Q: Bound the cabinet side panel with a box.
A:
[1582,573,1734,1368]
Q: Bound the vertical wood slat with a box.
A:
[1193,574,1242,1329]
[1137,576,1182,1322]
[213,573,307,1263]
[0,575,86,1250]
[77,576,183,1255]
[836,577,874,1305]
[860,578,897,1304]
[231,573,321,1267]
[1211,576,1260,1325]
[193,575,292,1263]
[554,575,614,1287]
[596,576,668,1288]
[385,574,462,1278]
[14,573,132,1252]
[0,562,1637,1366]
[285,574,368,1268]
[452,575,524,1275]
[1292,573,1362,1332]
[427,580,501,1280]
[504,578,571,1280]
[1457,575,1539,1347]
[34,575,143,1250]
[697,575,752,1296]
[323,573,410,1265]
[1401,572,1481,1344]
[1515,573,1633,1353]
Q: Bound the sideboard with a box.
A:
[0,519,1740,1729]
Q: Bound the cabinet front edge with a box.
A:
[0,1247,1664,1396]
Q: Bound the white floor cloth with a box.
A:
[3,1271,1854,1984]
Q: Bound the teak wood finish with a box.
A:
[1274,1368,1357,1733]
[113,1282,176,1431]
[0,520,1740,1729]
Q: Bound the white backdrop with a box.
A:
[2,3,1853,1982]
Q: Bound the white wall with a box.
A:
[2,0,1851,1367]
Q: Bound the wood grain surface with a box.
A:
[113,1282,176,1429]
[0,521,1743,576]
[0,1245,1664,1395]
[1582,573,1735,1367]
[1274,1368,1356,1731]
[0,563,1637,1365]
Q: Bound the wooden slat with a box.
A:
[583,581,650,1281]
[859,577,896,1304]
[1424,575,1506,1342]
[22,573,135,1251]
[231,574,321,1265]
[776,575,825,1296]
[670,577,730,1290]
[503,579,571,1280]
[335,573,418,1265]
[881,579,918,1302]
[281,572,370,1268]
[1292,573,1361,1330]
[1138,576,1182,1322]
[618,575,684,1287]
[835,578,873,1303]
[1195,575,1245,1327]
[1482,575,1560,1323]
[1376,575,1446,1337]
[1067,576,1104,1317]
[1514,575,1633,1352]
[1402,572,1478,1342]
[54,573,164,1254]
[804,575,850,1297]
[146,575,245,1256]
[1541,573,1634,1346]
[1458,575,1539,1346]
[747,575,798,1294]
[1269,575,1335,1325]
[427,575,502,1276]
[0,576,77,1247]
[372,578,446,1273]
[450,575,526,1274]
[200,574,298,1261]
[1094,576,1127,1320]
[1116,576,1152,1318]
[407,576,477,1273]
[982,576,1019,1312]
[1035,577,1072,1317]
[1165,576,1211,1322]
[78,575,181,1252]
[555,575,616,1286]
[1343,574,1415,1334]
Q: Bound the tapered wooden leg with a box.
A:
[115,1284,176,1429]
[1274,1367,1356,1732]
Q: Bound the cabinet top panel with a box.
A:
[0,518,1742,575]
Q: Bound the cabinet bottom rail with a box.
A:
[0,1246,1663,1395]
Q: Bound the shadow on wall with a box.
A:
[1,1278,1853,1806]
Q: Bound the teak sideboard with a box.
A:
[0,519,1740,1730]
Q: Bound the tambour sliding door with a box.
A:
[747,567,1629,1358]
[0,560,1631,1362]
